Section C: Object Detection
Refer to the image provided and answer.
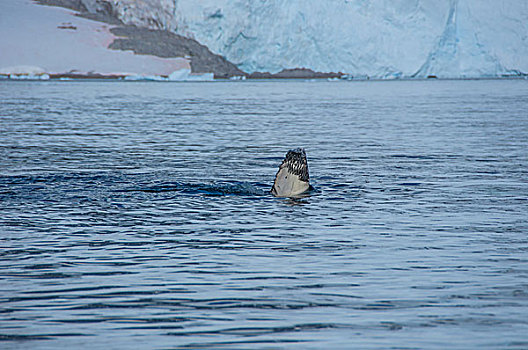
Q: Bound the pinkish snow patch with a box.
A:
[0,0,189,76]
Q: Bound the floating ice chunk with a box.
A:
[144,75,168,81]
[168,68,191,81]
[382,71,402,80]
[0,65,50,80]
[124,74,167,81]
[122,69,213,82]
[123,75,141,81]
[168,69,214,81]
[8,73,50,80]
[186,72,214,81]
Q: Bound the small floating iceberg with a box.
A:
[0,65,50,80]
[229,75,247,80]
[9,74,50,80]
[167,68,191,81]
[124,74,167,81]
[124,68,214,82]
[168,68,214,81]
[185,72,214,81]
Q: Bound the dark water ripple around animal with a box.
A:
[1,80,528,349]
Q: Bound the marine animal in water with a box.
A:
[271,148,311,197]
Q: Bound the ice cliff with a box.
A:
[96,0,527,78]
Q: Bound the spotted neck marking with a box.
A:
[271,148,310,197]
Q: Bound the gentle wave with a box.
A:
[1,80,527,349]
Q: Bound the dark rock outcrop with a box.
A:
[248,68,343,79]
[247,71,274,79]
[36,0,122,24]
[108,26,245,78]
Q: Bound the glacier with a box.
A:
[104,0,528,79]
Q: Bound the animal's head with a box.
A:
[271,148,310,197]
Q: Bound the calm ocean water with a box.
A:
[1,79,527,349]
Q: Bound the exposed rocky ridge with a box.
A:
[108,27,245,78]
[248,68,343,79]
[36,0,121,24]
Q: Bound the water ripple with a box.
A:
[1,80,527,349]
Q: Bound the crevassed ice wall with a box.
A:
[106,0,528,78]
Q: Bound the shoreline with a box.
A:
[1,73,526,82]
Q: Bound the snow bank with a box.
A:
[0,65,46,75]
[0,0,190,78]
[0,65,50,80]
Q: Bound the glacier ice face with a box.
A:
[170,0,449,76]
[413,0,523,78]
[89,0,528,78]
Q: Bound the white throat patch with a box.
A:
[271,148,310,197]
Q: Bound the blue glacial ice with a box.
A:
[106,0,528,78]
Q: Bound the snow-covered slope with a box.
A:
[108,0,528,78]
[0,0,189,77]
